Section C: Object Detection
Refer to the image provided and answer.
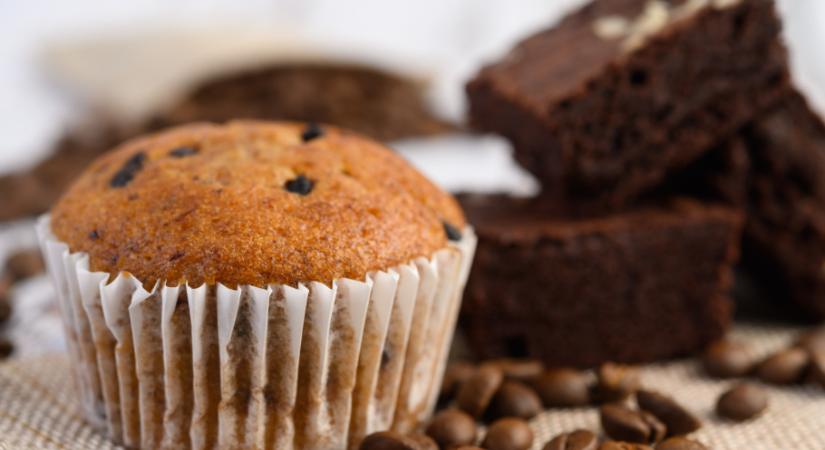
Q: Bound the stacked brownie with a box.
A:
[461,0,801,366]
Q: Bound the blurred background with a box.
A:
[1,0,825,357]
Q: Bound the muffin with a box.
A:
[37,121,476,449]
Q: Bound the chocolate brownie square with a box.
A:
[459,195,742,367]
[466,0,788,205]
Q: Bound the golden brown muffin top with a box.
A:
[50,121,465,287]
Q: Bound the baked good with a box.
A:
[466,0,788,205]
[458,194,741,367]
[39,121,476,449]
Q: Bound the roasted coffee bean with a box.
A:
[534,368,590,407]
[483,358,544,382]
[456,365,504,418]
[0,339,13,359]
[657,437,709,450]
[701,340,753,378]
[441,361,477,401]
[599,403,660,444]
[716,382,768,421]
[168,146,199,158]
[482,418,534,450]
[755,348,809,384]
[443,221,463,242]
[425,409,476,449]
[359,431,437,450]
[490,381,543,420]
[795,328,825,356]
[5,249,45,281]
[595,363,641,403]
[597,442,652,450]
[807,353,825,388]
[110,152,146,187]
[543,429,599,450]
[284,174,314,195]
[301,123,324,142]
[635,390,701,436]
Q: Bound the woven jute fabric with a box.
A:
[0,323,823,450]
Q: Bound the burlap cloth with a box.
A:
[0,322,823,450]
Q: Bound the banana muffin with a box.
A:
[39,121,476,449]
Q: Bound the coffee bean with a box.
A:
[657,437,709,450]
[301,123,324,142]
[484,358,544,383]
[490,380,543,420]
[481,418,534,450]
[795,329,825,356]
[5,249,45,281]
[716,382,767,421]
[543,429,599,450]
[595,363,641,403]
[635,390,701,436]
[597,442,652,450]
[755,348,809,384]
[456,365,504,418]
[284,174,314,196]
[807,353,825,388]
[359,431,437,450]
[444,221,463,242]
[110,152,146,188]
[535,368,590,407]
[599,403,660,444]
[441,361,477,401]
[701,340,753,378]
[425,409,476,449]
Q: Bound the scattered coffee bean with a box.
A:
[456,365,504,418]
[490,380,543,420]
[595,363,641,403]
[284,174,314,196]
[656,436,709,450]
[716,382,767,421]
[755,348,809,385]
[301,123,324,142]
[599,403,660,444]
[482,418,534,450]
[597,442,652,450]
[0,339,14,359]
[543,429,599,450]
[168,146,199,158]
[5,249,45,281]
[441,361,476,401]
[535,368,591,407]
[701,340,753,378]
[635,390,701,436]
[425,409,476,449]
[444,221,463,242]
[359,431,437,450]
[484,358,544,382]
[807,353,825,388]
[110,152,146,188]
[795,328,825,356]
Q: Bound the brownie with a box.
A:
[466,0,788,205]
[458,194,742,367]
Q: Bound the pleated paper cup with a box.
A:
[37,215,476,450]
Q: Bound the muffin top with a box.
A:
[50,121,465,287]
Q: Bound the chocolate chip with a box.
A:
[600,403,662,444]
[755,348,809,385]
[381,347,392,367]
[542,429,598,450]
[635,390,701,436]
[481,418,534,450]
[0,339,13,359]
[656,437,709,450]
[484,358,544,383]
[595,363,640,403]
[534,368,591,407]
[441,361,476,402]
[88,230,100,240]
[456,365,503,418]
[701,340,753,378]
[110,152,146,187]
[359,431,437,450]
[443,221,462,242]
[302,123,324,142]
[716,382,768,421]
[284,174,314,195]
[490,380,543,420]
[425,409,477,449]
[169,146,199,158]
[598,442,653,450]
[4,249,45,281]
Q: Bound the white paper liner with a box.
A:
[37,215,476,450]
